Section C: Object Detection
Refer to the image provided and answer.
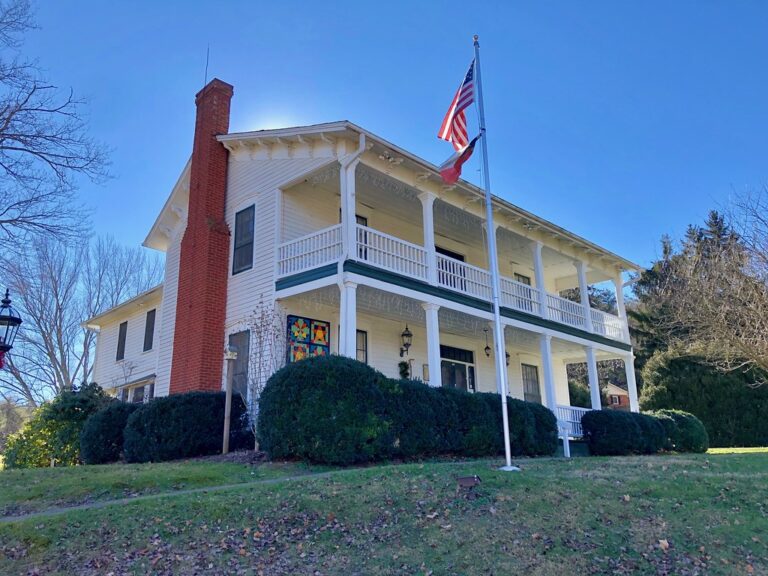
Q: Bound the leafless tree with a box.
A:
[241,298,287,449]
[0,0,107,254]
[1,236,163,405]
[660,192,768,386]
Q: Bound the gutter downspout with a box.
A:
[339,132,366,265]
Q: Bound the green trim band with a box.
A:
[276,259,632,352]
[275,263,337,291]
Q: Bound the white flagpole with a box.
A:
[473,34,518,472]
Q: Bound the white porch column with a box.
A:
[585,345,602,410]
[539,334,557,410]
[339,281,357,358]
[624,352,640,412]
[613,274,630,342]
[575,260,593,332]
[422,303,442,387]
[340,159,361,261]
[532,241,548,319]
[418,192,438,285]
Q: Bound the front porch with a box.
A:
[277,284,637,426]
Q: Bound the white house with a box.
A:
[84,78,642,434]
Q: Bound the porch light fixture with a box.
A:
[399,324,413,357]
[484,328,491,358]
[0,289,23,370]
[505,351,511,366]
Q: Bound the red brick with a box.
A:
[169,79,234,394]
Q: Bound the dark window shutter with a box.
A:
[233,205,255,274]
[143,309,156,351]
[116,321,128,361]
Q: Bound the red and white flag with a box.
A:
[437,60,476,151]
[439,136,479,184]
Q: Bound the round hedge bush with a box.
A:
[650,409,709,453]
[124,392,253,463]
[80,402,140,464]
[631,413,666,454]
[257,355,395,465]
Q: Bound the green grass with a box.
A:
[0,454,767,575]
[708,446,768,454]
[0,459,317,516]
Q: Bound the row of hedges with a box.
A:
[257,355,558,465]
[80,392,254,465]
[582,408,709,456]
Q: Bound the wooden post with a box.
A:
[222,345,238,455]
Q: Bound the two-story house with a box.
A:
[85,78,642,436]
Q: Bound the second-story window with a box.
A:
[514,273,531,286]
[116,321,128,361]
[143,309,156,352]
[233,205,255,274]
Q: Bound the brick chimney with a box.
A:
[169,78,234,394]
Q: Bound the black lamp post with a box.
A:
[0,289,22,369]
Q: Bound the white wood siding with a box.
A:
[92,305,159,391]
[224,156,337,387]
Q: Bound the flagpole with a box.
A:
[473,35,518,472]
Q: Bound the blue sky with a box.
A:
[25,1,768,267]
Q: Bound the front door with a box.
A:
[440,345,476,392]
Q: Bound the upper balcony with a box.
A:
[275,162,630,345]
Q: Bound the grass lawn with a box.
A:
[0,459,317,516]
[0,453,767,575]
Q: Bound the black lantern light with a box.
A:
[483,328,491,358]
[399,324,413,357]
[0,289,22,369]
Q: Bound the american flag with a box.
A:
[438,60,475,151]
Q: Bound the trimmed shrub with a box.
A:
[631,413,666,454]
[257,356,558,464]
[124,392,253,463]
[80,402,140,464]
[582,410,642,456]
[257,356,395,465]
[526,402,559,456]
[648,411,678,451]
[4,383,111,468]
[651,409,709,453]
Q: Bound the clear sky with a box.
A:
[24,1,768,268]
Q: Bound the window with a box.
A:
[228,331,251,399]
[119,388,128,402]
[521,364,542,404]
[440,345,475,392]
[143,309,156,352]
[514,273,531,286]
[116,321,128,361]
[132,385,145,404]
[356,330,368,364]
[233,205,255,274]
[121,382,154,403]
[610,394,620,405]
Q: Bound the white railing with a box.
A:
[546,293,587,329]
[591,308,625,341]
[277,224,342,277]
[436,255,492,301]
[277,223,628,343]
[500,277,540,315]
[556,405,591,438]
[356,225,428,281]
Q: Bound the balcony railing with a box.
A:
[356,225,429,280]
[277,225,342,277]
[275,223,628,342]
